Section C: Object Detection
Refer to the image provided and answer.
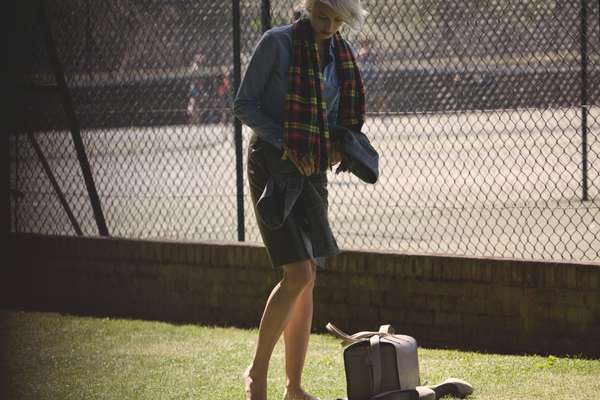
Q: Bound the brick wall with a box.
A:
[3,233,600,357]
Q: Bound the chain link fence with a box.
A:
[11,0,600,263]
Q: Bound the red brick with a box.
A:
[554,266,568,287]
[392,255,411,277]
[524,265,543,287]
[559,290,587,307]
[435,312,462,327]
[321,303,352,321]
[380,258,396,275]
[479,263,493,283]
[492,262,512,284]
[576,268,591,290]
[385,287,410,307]
[370,254,387,275]
[566,306,595,327]
[510,264,525,284]
[251,247,270,268]
[378,307,406,326]
[405,309,434,325]
[566,267,578,289]
[584,291,600,312]
[462,314,514,333]
[350,275,379,290]
[590,271,600,290]
[413,257,432,279]
[344,252,360,273]
[543,265,557,288]
[432,262,444,281]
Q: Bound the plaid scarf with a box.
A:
[284,18,366,172]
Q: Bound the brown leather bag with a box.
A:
[327,323,421,400]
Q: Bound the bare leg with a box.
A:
[244,261,314,400]
[283,262,316,398]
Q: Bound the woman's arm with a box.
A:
[233,31,284,150]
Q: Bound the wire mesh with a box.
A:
[11,0,600,263]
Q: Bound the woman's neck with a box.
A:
[318,38,330,54]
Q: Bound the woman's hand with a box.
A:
[289,148,342,175]
[290,154,317,176]
[329,145,343,167]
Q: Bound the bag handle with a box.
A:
[369,335,382,395]
[379,324,395,334]
[326,322,396,346]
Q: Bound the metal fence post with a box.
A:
[579,0,590,202]
[7,0,18,236]
[13,136,19,233]
[37,0,109,235]
[261,0,272,32]
[85,0,92,77]
[27,132,83,235]
[5,112,10,238]
[232,0,245,241]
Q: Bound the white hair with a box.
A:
[302,0,368,31]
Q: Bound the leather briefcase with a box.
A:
[327,323,421,400]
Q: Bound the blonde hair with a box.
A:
[302,0,367,31]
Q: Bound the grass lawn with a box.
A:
[1,309,599,399]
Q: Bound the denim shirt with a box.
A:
[234,24,342,150]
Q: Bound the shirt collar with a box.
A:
[328,37,336,57]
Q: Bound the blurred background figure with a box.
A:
[187,52,206,124]
[215,65,232,124]
[187,53,231,125]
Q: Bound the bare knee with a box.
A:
[280,260,316,293]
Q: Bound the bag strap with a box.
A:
[379,324,395,334]
[369,389,420,400]
[369,335,382,395]
[326,322,395,346]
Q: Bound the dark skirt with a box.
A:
[247,135,339,268]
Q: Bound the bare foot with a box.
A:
[283,387,320,400]
[243,366,267,400]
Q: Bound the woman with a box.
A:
[234,1,367,399]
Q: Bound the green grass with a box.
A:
[1,309,599,399]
